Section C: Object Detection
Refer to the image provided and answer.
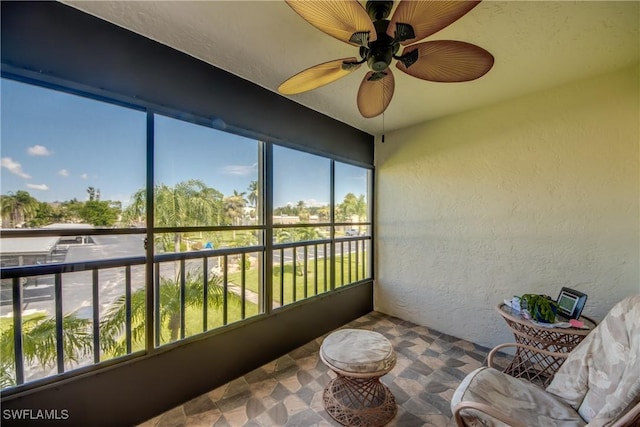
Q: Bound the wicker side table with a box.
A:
[320,329,397,427]
[496,303,597,386]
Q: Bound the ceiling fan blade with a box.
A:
[278,58,362,95]
[387,1,481,45]
[396,40,494,82]
[285,0,376,46]
[357,70,395,118]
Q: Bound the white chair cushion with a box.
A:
[451,367,585,427]
[546,295,640,425]
[320,329,395,374]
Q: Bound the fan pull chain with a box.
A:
[381,77,385,143]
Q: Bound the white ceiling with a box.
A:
[64,1,639,135]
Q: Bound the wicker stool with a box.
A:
[320,329,397,426]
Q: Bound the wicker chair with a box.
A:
[451,295,640,427]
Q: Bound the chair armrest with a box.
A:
[611,400,640,427]
[452,401,528,427]
[487,342,569,369]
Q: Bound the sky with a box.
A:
[1,78,368,209]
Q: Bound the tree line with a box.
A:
[273,192,366,224]
[0,187,121,228]
[1,181,367,229]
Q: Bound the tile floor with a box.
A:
[138,311,507,427]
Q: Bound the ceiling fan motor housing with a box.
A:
[366,20,399,72]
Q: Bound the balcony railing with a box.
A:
[0,234,370,391]
[2,256,145,386]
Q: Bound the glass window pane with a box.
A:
[1,78,146,264]
[272,146,331,308]
[273,146,330,228]
[334,162,371,286]
[152,115,260,229]
[334,162,370,233]
[0,78,147,388]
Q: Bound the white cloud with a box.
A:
[1,157,31,179]
[80,173,88,179]
[221,163,258,176]
[27,145,52,156]
[57,169,69,177]
[26,183,49,191]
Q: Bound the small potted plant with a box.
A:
[521,294,559,323]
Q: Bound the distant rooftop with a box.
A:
[1,223,93,256]
[0,236,59,256]
[43,223,94,229]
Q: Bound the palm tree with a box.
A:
[0,272,230,387]
[86,186,98,201]
[123,180,223,251]
[275,228,294,244]
[274,227,319,244]
[0,313,93,387]
[26,201,55,227]
[121,189,145,226]
[334,204,346,223]
[354,194,368,232]
[223,190,247,230]
[297,227,320,241]
[0,190,39,227]
[100,270,227,353]
[341,193,359,221]
[59,198,84,223]
[296,200,311,222]
[317,206,330,222]
[247,181,258,209]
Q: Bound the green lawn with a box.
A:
[182,229,259,251]
[109,295,260,355]
[228,252,368,306]
[178,295,259,341]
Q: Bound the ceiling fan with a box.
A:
[278,0,494,118]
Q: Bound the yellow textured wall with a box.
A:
[374,64,639,347]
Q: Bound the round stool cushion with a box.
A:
[321,329,395,374]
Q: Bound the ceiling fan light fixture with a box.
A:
[367,45,393,71]
[366,24,398,72]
